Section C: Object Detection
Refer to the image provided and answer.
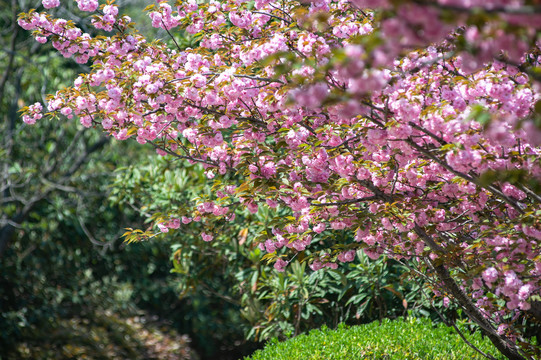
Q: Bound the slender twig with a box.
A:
[309,196,378,207]
[252,11,291,24]
[161,20,182,52]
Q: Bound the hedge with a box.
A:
[245,317,506,360]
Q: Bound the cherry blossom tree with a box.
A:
[18,0,541,359]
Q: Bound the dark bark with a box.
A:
[527,301,541,324]
[430,262,528,360]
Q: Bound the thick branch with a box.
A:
[414,226,528,360]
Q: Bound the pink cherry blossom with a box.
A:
[18,0,541,356]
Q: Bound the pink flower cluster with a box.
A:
[22,103,43,125]
[157,218,180,233]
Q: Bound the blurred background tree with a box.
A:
[0,1,200,358]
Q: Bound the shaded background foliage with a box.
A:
[0,0,199,358]
[0,1,261,358]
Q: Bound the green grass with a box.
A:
[245,317,506,360]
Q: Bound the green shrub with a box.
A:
[245,317,506,360]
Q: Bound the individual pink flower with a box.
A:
[313,223,326,234]
[42,0,60,8]
[443,297,450,308]
[266,199,278,208]
[337,250,356,263]
[157,223,169,233]
[246,201,258,214]
[22,115,36,125]
[261,162,276,178]
[274,258,287,272]
[191,74,207,88]
[201,232,213,242]
[168,218,181,229]
[482,267,498,287]
[77,0,99,12]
